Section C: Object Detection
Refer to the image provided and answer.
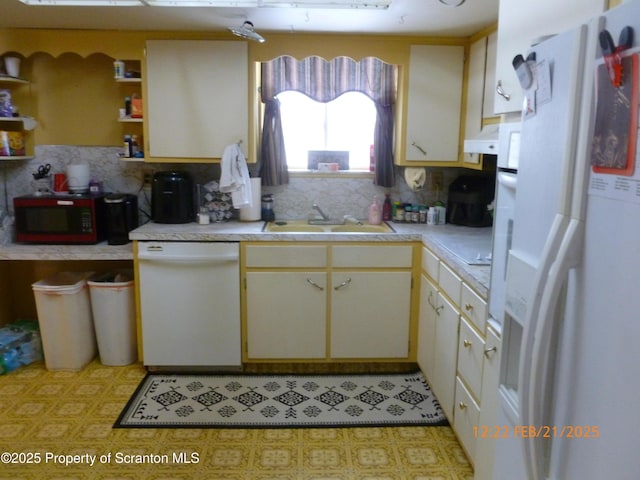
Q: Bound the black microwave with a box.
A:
[13,193,107,244]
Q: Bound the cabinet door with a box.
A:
[454,376,480,464]
[483,32,497,119]
[245,272,326,359]
[494,0,606,114]
[404,45,464,163]
[464,36,486,143]
[330,271,411,359]
[145,40,248,160]
[418,274,438,381]
[431,292,459,420]
[457,316,485,398]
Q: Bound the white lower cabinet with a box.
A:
[454,377,481,461]
[431,292,460,421]
[331,271,411,358]
[457,317,485,399]
[243,242,416,362]
[245,271,327,359]
[417,274,438,382]
[418,244,494,468]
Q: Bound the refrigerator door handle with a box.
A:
[526,219,584,480]
[498,171,518,190]
[518,213,568,480]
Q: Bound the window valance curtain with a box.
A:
[259,55,398,187]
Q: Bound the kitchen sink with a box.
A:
[329,224,394,233]
[264,220,394,233]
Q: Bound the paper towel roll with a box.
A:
[239,177,261,221]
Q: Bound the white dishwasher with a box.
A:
[138,241,241,368]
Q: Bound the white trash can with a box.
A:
[32,271,97,371]
[88,270,137,366]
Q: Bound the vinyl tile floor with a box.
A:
[0,360,474,480]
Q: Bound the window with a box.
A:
[259,55,397,187]
[277,90,377,172]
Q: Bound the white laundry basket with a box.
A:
[32,272,97,371]
[88,270,137,366]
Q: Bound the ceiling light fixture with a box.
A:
[438,0,466,6]
[146,0,390,8]
[20,0,143,5]
[21,0,391,7]
[229,20,266,43]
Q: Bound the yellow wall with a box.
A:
[1,29,468,148]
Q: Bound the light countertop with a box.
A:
[1,220,492,298]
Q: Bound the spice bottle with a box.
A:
[382,194,392,221]
[123,135,131,158]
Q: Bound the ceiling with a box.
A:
[1,0,499,37]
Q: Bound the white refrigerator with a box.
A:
[492,1,640,479]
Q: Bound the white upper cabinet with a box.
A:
[464,36,487,143]
[483,32,497,119]
[403,44,464,164]
[144,40,248,161]
[494,0,607,114]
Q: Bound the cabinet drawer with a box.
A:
[454,376,480,465]
[421,246,439,280]
[245,245,327,268]
[461,282,487,333]
[457,317,485,399]
[439,262,461,305]
[332,245,412,268]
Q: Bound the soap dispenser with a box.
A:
[368,196,382,225]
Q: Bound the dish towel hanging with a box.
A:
[220,143,253,208]
[404,167,427,192]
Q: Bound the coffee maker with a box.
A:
[446,175,495,227]
[105,193,138,245]
[151,171,195,224]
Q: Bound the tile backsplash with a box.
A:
[0,145,461,228]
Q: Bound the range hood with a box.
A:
[463,124,499,155]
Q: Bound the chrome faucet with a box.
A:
[311,202,330,221]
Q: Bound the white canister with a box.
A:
[4,57,21,78]
[66,163,91,193]
[239,177,261,221]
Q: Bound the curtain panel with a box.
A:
[259,55,398,187]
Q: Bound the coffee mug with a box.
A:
[53,173,68,193]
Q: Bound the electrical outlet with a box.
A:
[142,169,154,186]
[430,171,443,190]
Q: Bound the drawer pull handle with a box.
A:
[435,305,444,315]
[411,141,427,156]
[463,339,472,348]
[464,303,473,311]
[459,401,467,410]
[484,346,497,358]
[306,278,324,291]
[428,291,436,309]
[334,277,352,291]
[496,80,511,101]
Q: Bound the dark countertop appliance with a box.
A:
[151,171,194,224]
[13,193,107,244]
[105,193,138,245]
[447,175,495,227]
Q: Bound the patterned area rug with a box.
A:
[115,371,447,428]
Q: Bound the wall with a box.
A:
[0,28,479,234]
[1,145,459,227]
